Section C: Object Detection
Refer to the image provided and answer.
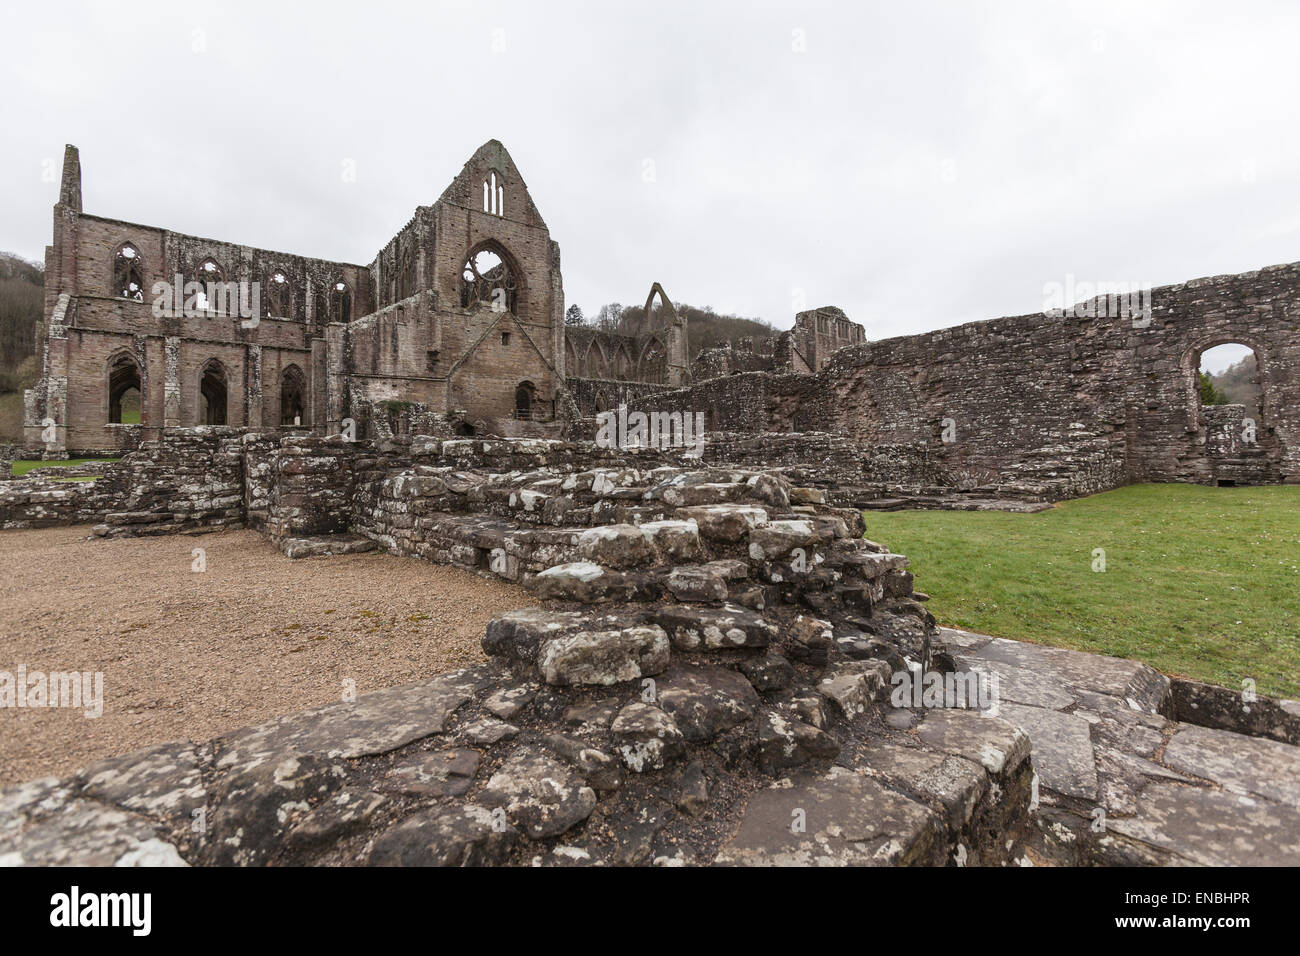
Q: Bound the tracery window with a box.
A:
[459,246,516,313]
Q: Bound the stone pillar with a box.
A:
[164,336,181,427]
[25,294,71,455]
[310,336,327,431]
[246,344,263,427]
[325,323,346,435]
[667,313,689,387]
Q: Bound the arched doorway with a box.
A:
[108,353,142,424]
[514,381,535,420]
[1188,341,1278,485]
[200,361,228,426]
[280,365,306,426]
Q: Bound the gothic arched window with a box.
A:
[267,270,291,318]
[113,243,145,301]
[194,258,224,312]
[459,245,517,313]
[482,170,504,216]
[331,281,352,323]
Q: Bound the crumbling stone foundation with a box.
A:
[3,429,1299,867]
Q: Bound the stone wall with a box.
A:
[0,444,18,480]
[564,377,675,420]
[632,262,1300,492]
[88,429,250,537]
[1,427,261,533]
[0,475,101,528]
[690,338,776,381]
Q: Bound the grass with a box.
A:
[863,484,1300,699]
[11,458,119,477]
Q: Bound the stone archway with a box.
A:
[200,361,228,426]
[280,365,307,426]
[514,381,535,420]
[1184,338,1282,485]
[107,352,142,424]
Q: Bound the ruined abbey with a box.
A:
[23,141,1299,499]
[5,140,1300,869]
[24,142,691,454]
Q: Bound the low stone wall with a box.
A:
[1,427,267,534]
[565,377,676,420]
[241,432,281,531]
[0,475,102,528]
[89,429,250,538]
[1170,678,1300,745]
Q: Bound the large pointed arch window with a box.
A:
[459,244,517,313]
[266,270,292,318]
[113,243,145,301]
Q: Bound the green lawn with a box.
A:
[863,484,1300,699]
[10,458,118,477]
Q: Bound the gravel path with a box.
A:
[0,525,532,786]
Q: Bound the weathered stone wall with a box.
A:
[636,263,1300,491]
[0,475,101,528]
[563,377,675,419]
[1,427,264,533]
[690,337,777,381]
[264,436,360,541]
[88,429,249,537]
[241,431,280,532]
[26,145,364,452]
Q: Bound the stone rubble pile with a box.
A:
[3,429,1298,867]
[0,430,1044,867]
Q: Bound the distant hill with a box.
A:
[0,251,43,440]
[1,251,43,371]
[680,306,777,356]
[1209,355,1258,405]
[0,251,44,286]
[579,300,778,356]
[1206,355,1260,419]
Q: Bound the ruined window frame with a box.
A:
[329,279,353,324]
[482,169,505,217]
[459,241,519,314]
[266,269,293,319]
[194,257,225,313]
[112,242,146,302]
[638,337,668,385]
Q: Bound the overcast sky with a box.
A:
[4,0,1298,373]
